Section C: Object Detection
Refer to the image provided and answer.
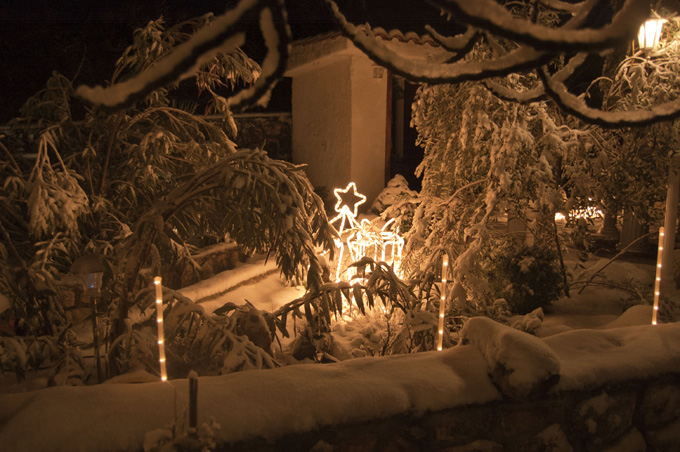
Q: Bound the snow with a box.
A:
[0,346,499,452]
[1,251,679,451]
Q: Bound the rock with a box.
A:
[641,384,680,428]
[574,391,636,451]
[601,428,646,452]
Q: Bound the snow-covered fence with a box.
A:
[1,319,679,451]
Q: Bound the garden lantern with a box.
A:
[70,253,106,382]
[638,18,666,54]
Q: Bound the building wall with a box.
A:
[291,57,352,199]
[350,55,389,207]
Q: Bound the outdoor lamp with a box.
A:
[70,253,106,382]
[638,18,666,54]
[71,253,105,296]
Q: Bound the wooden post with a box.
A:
[89,295,102,383]
[189,372,198,438]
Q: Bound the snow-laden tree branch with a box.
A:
[426,0,647,51]
[76,0,290,112]
[323,0,680,126]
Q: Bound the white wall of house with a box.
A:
[288,30,441,208]
[291,57,353,194]
[288,38,389,209]
[350,55,389,207]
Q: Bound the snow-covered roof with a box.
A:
[293,26,439,48]
[287,26,445,76]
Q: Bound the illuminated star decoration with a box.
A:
[333,182,366,219]
[329,182,366,281]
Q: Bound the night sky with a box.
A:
[0,0,447,123]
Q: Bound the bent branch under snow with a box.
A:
[76,0,290,112]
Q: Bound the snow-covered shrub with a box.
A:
[0,13,334,380]
[372,175,418,233]
[408,77,573,314]
[0,336,27,381]
[479,239,564,315]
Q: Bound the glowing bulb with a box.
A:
[439,329,443,335]
[157,318,163,323]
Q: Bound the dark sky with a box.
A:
[0,0,447,123]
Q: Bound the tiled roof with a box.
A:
[293,25,438,48]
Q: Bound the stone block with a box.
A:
[645,416,680,452]
[641,383,680,428]
[601,428,646,452]
[573,391,636,451]
[427,404,503,445]
[444,439,503,452]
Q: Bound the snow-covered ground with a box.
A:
[1,251,678,452]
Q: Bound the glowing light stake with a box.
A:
[652,227,664,325]
[154,276,168,381]
[437,254,449,351]
[330,182,366,281]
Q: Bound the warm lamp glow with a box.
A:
[638,18,666,53]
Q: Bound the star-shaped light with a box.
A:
[333,182,366,218]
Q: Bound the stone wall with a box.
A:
[219,373,680,452]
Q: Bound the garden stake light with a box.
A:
[70,254,106,383]
[437,254,448,351]
[154,276,168,381]
[653,227,664,325]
